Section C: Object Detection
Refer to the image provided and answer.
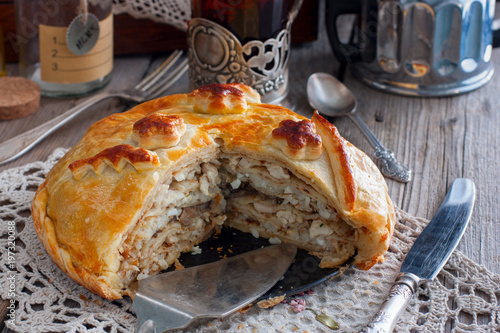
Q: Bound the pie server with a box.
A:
[133,243,297,333]
[362,178,476,333]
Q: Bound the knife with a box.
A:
[361,178,475,333]
[134,243,297,333]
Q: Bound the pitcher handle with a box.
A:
[493,0,500,47]
[325,0,362,63]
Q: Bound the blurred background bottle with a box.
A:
[15,0,113,97]
[0,25,6,76]
[188,0,303,105]
[191,0,290,43]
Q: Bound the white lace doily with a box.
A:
[112,0,190,31]
[1,149,499,332]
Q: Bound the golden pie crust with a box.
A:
[32,83,395,300]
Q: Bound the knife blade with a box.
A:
[361,178,475,333]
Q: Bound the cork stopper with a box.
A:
[0,77,41,120]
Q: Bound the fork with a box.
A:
[0,50,188,166]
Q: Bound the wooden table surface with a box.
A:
[1,10,499,333]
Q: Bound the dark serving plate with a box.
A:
[174,227,353,302]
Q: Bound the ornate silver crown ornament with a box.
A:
[187,0,302,105]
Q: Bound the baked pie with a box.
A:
[32,83,396,300]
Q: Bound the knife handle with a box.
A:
[360,273,420,333]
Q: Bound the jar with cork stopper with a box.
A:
[15,0,113,97]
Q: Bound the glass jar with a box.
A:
[15,0,113,97]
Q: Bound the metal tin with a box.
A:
[326,0,500,97]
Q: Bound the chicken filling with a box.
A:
[220,154,356,256]
[118,154,356,288]
[118,161,225,287]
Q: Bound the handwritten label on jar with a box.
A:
[39,14,113,84]
[66,13,100,56]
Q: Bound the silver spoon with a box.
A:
[307,72,412,183]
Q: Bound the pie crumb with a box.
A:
[257,295,285,309]
[174,259,184,270]
[237,304,253,313]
